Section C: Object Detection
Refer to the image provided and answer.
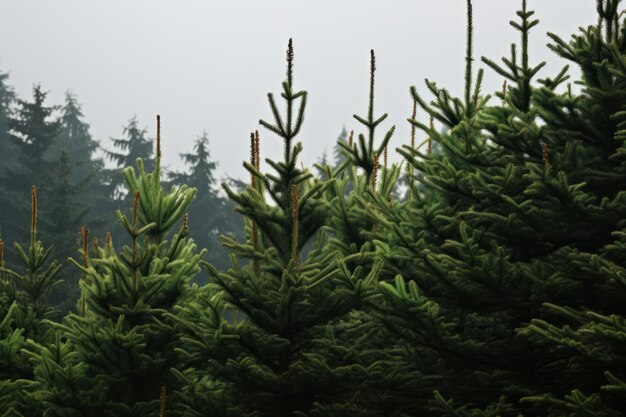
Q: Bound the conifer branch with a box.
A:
[372,153,379,191]
[411,100,417,149]
[428,114,434,155]
[502,79,508,106]
[464,0,474,114]
[132,191,140,291]
[287,38,294,89]
[255,130,260,171]
[291,184,300,267]
[250,132,257,189]
[156,114,161,162]
[81,226,89,268]
[384,146,388,170]
[182,212,189,232]
[248,131,262,277]
[159,386,166,417]
[31,185,37,245]
[369,50,376,148]
[521,0,529,70]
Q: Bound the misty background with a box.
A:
[1,0,594,182]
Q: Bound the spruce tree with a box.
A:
[332,126,349,169]
[316,50,400,260]
[48,92,102,181]
[3,85,61,250]
[370,0,540,414]
[369,1,626,416]
[168,132,242,273]
[172,39,387,417]
[517,1,626,414]
[28,117,205,416]
[0,186,62,416]
[105,116,154,200]
[0,69,18,247]
[9,84,61,166]
[39,150,91,311]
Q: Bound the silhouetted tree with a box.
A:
[168,132,242,273]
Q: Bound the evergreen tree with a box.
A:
[9,84,61,166]
[0,186,62,416]
[168,131,243,273]
[0,70,18,246]
[332,126,348,169]
[316,50,400,260]
[314,127,349,180]
[172,39,387,417]
[28,118,205,416]
[51,93,116,264]
[105,116,153,200]
[369,1,626,416]
[0,70,16,170]
[517,1,626,414]
[2,85,61,250]
[48,92,100,176]
[39,150,91,310]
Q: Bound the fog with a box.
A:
[0,0,594,181]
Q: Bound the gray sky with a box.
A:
[1,0,594,182]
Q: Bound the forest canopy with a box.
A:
[1,1,625,416]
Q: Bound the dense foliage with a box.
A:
[1,1,625,416]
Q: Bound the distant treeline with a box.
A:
[0,75,246,309]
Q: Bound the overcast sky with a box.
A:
[0,0,594,182]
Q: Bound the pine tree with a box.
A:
[172,39,387,417]
[28,117,205,416]
[168,131,243,273]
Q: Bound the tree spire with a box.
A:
[464,0,474,113]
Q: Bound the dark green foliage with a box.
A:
[517,2,626,414]
[338,50,395,183]
[28,139,205,416]
[367,1,626,416]
[0,187,62,416]
[173,39,391,417]
[1,2,625,416]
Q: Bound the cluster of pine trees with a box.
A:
[0,78,242,308]
[1,1,625,416]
